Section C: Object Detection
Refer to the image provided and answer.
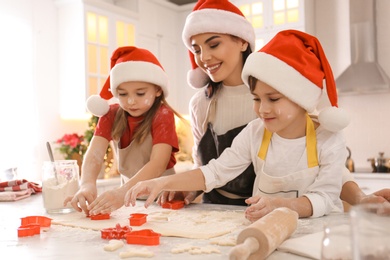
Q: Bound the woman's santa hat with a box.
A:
[242,30,350,132]
[86,46,169,117]
[182,0,255,89]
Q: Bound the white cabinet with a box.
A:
[55,0,137,120]
[353,173,390,195]
[55,0,185,118]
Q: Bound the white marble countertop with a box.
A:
[0,194,347,260]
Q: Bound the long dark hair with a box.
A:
[204,36,252,98]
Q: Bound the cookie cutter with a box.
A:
[125,229,161,246]
[89,213,110,220]
[101,223,132,239]
[21,216,52,227]
[17,224,41,237]
[162,200,185,210]
[18,216,52,237]
[129,213,147,226]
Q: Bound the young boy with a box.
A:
[123,30,350,221]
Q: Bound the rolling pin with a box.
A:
[229,207,299,260]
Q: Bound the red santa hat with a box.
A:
[182,0,255,89]
[242,30,350,132]
[86,46,169,117]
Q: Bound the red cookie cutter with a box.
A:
[18,216,52,237]
[101,223,132,239]
[21,216,52,227]
[18,224,41,237]
[89,213,110,220]
[129,213,147,226]
[162,200,185,210]
[125,229,161,246]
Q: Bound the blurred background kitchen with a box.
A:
[1,0,390,184]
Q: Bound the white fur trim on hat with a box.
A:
[86,94,110,117]
[318,106,350,132]
[182,9,256,52]
[110,61,169,97]
[242,52,322,113]
[187,67,209,89]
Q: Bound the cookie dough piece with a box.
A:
[103,239,124,252]
[210,236,237,246]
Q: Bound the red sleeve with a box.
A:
[94,104,119,141]
[151,105,179,168]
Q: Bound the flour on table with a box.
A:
[171,243,221,255]
[51,204,248,239]
[119,248,154,258]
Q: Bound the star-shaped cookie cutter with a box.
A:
[101,223,132,239]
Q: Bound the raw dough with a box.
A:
[52,204,248,239]
[210,236,237,246]
[104,239,124,251]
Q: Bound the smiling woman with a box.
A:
[0,1,38,179]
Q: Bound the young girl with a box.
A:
[65,46,179,216]
[124,30,351,220]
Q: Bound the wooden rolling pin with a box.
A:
[229,207,299,260]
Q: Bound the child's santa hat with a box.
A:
[86,46,169,117]
[182,0,255,89]
[242,30,350,132]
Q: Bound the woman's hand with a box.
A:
[64,183,97,215]
[157,191,199,205]
[88,188,125,215]
[244,195,275,222]
[124,178,166,208]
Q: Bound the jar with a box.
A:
[42,160,79,213]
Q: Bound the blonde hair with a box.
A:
[111,86,183,144]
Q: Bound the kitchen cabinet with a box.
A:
[353,173,390,195]
[55,0,138,120]
[55,0,184,118]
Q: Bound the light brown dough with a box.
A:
[52,204,247,239]
[104,239,124,251]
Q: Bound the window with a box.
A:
[233,0,304,50]
[86,11,135,99]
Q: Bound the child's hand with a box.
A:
[124,179,164,208]
[244,195,275,222]
[88,189,124,215]
[64,183,97,215]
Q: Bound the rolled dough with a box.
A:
[51,204,248,239]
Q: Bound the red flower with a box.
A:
[55,133,87,160]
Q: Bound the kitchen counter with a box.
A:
[1,194,348,260]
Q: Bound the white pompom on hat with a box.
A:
[86,46,169,117]
[242,30,350,132]
[182,0,256,89]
